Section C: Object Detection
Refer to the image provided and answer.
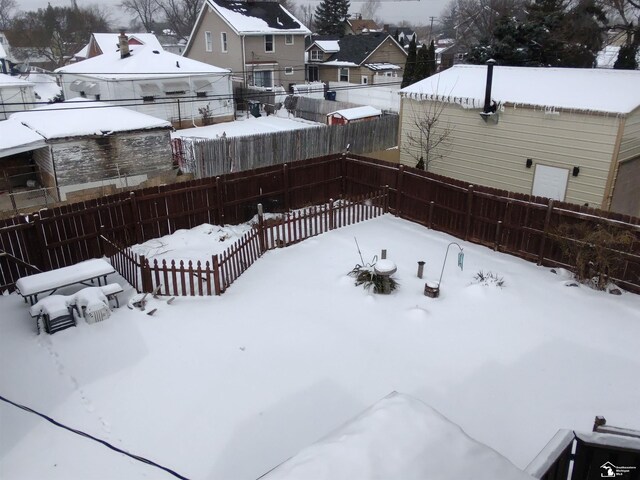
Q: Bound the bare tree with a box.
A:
[359,0,381,20]
[602,0,640,44]
[298,3,315,30]
[405,97,454,171]
[155,0,203,40]
[120,0,159,32]
[0,0,17,30]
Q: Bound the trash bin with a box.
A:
[325,90,336,101]
[248,101,261,117]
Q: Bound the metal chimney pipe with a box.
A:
[119,31,130,59]
[483,59,496,113]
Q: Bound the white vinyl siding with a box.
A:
[618,108,640,163]
[399,98,621,208]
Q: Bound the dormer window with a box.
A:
[265,34,274,53]
[311,50,322,61]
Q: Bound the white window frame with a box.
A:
[285,66,294,75]
[310,50,322,61]
[361,75,368,84]
[339,67,349,82]
[265,34,274,53]
[285,34,294,45]
[205,31,212,52]
[221,32,227,53]
[253,69,274,88]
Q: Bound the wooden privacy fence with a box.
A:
[107,190,388,297]
[179,115,399,178]
[1,153,639,294]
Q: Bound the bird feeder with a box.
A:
[374,258,397,294]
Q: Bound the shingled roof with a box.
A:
[310,33,403,65]
[205,0,310,34]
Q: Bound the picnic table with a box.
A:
[16,258,116,305]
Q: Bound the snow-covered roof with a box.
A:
[56,44,229,80]
[315,40,340,53]
[74,43,90,59]
[322,60,359,67]
[0,118,47,158]
[10,99,171,139]
[91,33,163,55]
[261,392,533,480]
[0,73,34,88]
[203,0,311,35]
[400,64,640,115]
[328,106,382,120]
[365,62,401,71]
[173,115,320,140]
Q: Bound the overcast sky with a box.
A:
[15,0,449,30]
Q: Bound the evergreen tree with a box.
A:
[314,0,350,35]
[414,44,429,81]
[427,39,437,75]
[401,37,417,88]
[614,43,639,69]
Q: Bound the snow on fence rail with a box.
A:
[103,189,388,297]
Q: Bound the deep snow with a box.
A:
[1,214,639,479]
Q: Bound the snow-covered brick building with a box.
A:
[399,65,640,217]
[6,100,173,201]
[0,74,37,120]
[306,33,406,86]
[184,0,310,92]
[56,32,234,128]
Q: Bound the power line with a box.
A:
[0,393,190,480]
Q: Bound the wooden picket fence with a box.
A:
[103,189,388,297]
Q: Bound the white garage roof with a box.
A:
[401,65,640,115]
[0,119,46,158]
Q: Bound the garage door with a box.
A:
[532,164,569,201]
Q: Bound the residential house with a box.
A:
[4,100,174,201]
[343,16,380,35]
[306,33,406,85]
[388,26,417,47]
[183,0,311,92]
[0,74,37,120]
[434,38,463,71]
[0,34,12,73]
[56,32,234,128]
[399,65,640,217]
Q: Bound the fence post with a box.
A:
[428,201,435,228]
[537,200,554,266]
[129,192,143,244]
[216,176,225,225]
[139,255,153,293]
[33,213,51,271]
[283,163,290,212]
[464,184,474,241]
[212,255,221,295]
[495,221,502,251]
[341,153,347,196]
[383,185,390,213]
[97,224,104,257]
[329,198,335,230]
[396,164,405,217]
[257,203,266,253]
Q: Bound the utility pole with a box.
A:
[429,16,436,42]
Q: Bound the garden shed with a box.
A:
[327,106,382,125]
[9,100,173,201]
[399,65,640,217]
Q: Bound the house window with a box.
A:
[285,34,294,45]
[310,50,322,61]
[166,90,186,96]
[196,91,208,98]
[361,75,368,84]
[253,70,273,88]
[339,67,349,82]
[205,31,212,52]
[143,95,155,103]
[221,32,227,52]
[285,67,294,75]
[265,34,274,53]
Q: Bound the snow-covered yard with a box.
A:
[1,214,640,479]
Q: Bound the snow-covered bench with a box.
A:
[16,259,115,305]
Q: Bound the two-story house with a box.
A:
[183,0,311,92]
[306,33,407,85]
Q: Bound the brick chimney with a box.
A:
[119,31,130,58]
